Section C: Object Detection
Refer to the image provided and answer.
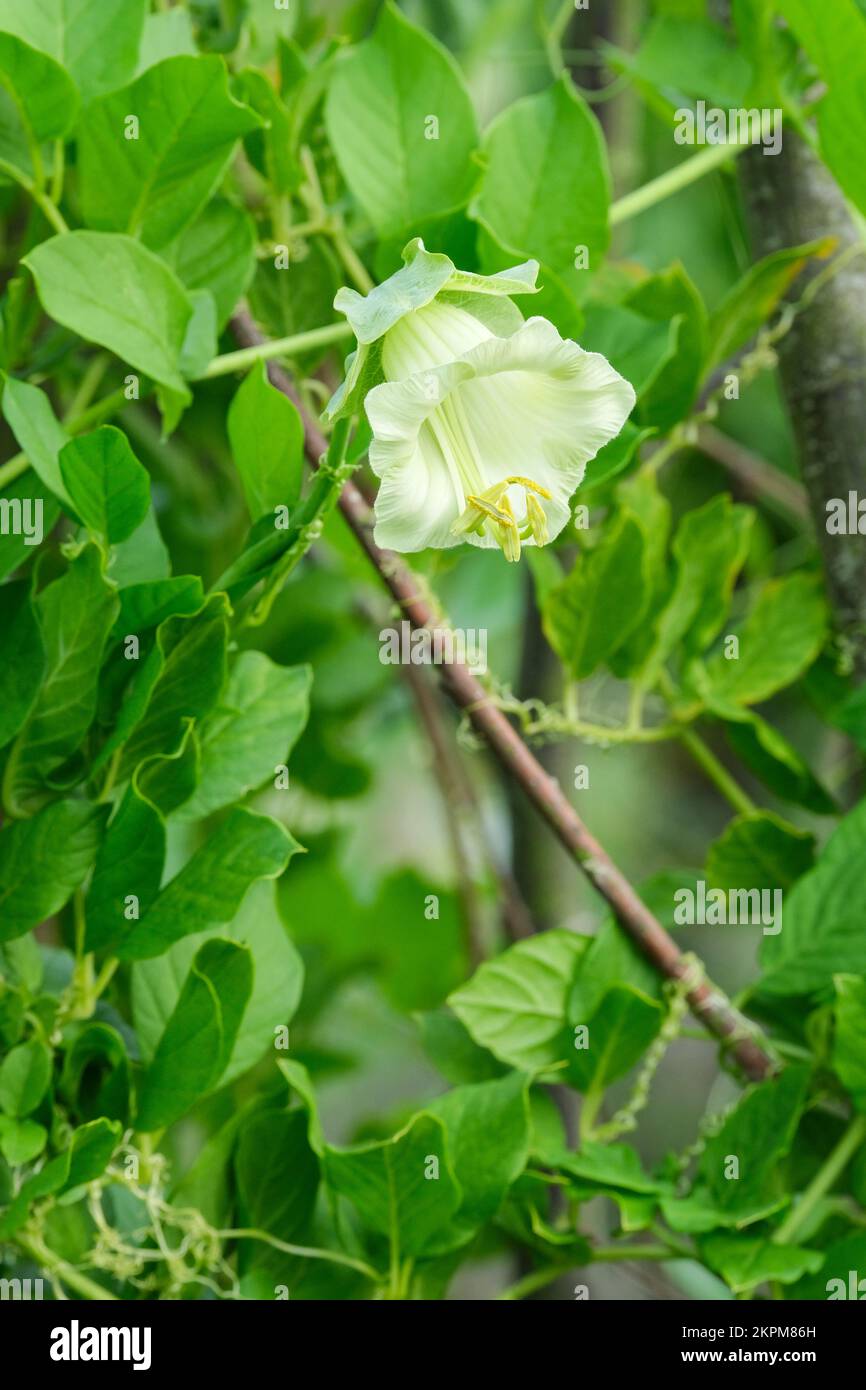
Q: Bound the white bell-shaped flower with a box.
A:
[326,239,636,561]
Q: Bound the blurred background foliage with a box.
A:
[1,0,858,1300]
[155,0,841,1299]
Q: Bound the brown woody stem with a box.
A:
[230,308,776,1084]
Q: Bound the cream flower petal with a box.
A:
[366,315,636,554]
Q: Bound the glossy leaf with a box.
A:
[78,55,262,249]
[472,75,610,282]
[833,975,866,1109]
[543,511,646,679]
[132,879,304,1086]
[324,1113,462,1257]
[0,1038,52,1117]
[448,928,588,1074]
[325,2,478,239]
[117,808,298,960]
[227,364,305,521]
[706,812,815,894]
[0,800,106,942]
[3,545,118,815]
[59,426,150,544]
[23,232,195,399]
[0,32,78,181]
[136,939,253,1130]
[179,654,311,820]
[0,0,146,102]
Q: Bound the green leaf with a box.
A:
[471,74,610,283]
[235,1107,319,1276]
[660,1189,784,1235]
[59,426,150,544]
[23,231,196,399]
[59,1117,120,1193]
[581,421,653,495]
[647,496,753,680]
[109,506,171,586]
[787,1231,866,1300]
[114,575,204,638]
[707,812,815,894]
[776,0,866,218]
[607,469,673,677]
[78,55,262,249]
[701,1233,822,1294]
[569,871,697,1021]
[0,582,44,750]
[172,1104,249,1228]
[724,711,836,816]
[277,1058,325,1158]
[567,984,664,1092]
[325,1,478,239]
[324,1112,462,1257]
[425,1073,530,1232]
[132,878,304,1087]
[0,32,78,182]
[447,928,588,1074]
[162,198,256,329]
[0,800,106,942]
[2,545,119,815]
[237,67,300,198]
[700,573,827,708]
[2,375,72,508]
[177,287,217,382]
[0,0,146,103]
[280,861,466,1013]
[135,939,253,1131]
[581,303,673,402]
[707,239,836,370]
[543,511,646,679]
[628,16,752,108]
[0,980,24,1046]
[134,720,199,816]
[117,808,298,960]
[0,1118,120,1238]
[625,263,708,430]
[699,1065,810,1213]
[760,799,866,998]
[551,1140,666,1195]
[60,1022,130,1124]
[0,1038,52,1116]
[418,1009,507,1086]
[137,8,198,73]
[0,1116,46,1166]
[179,654,311,820]
[100,591,230,782]
[227,363,304,521]
[0,474,61,581]
[833,975,866,1109]
[84,783,165,954]
[0,937,43,994]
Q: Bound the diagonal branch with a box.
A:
[230,309,776,1084]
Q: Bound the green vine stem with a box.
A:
[677,726,757,817]
[609,141,746,226]
[17,1234,118,1301]
[219,1229,379,1283]
[773,1114,866,1247]
[200,321,353,380]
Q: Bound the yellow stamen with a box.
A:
[451,475,549,560]
[526,491,549,545]
[465,494,517,528]
[505,475,552,499]
[496,495,521,562]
